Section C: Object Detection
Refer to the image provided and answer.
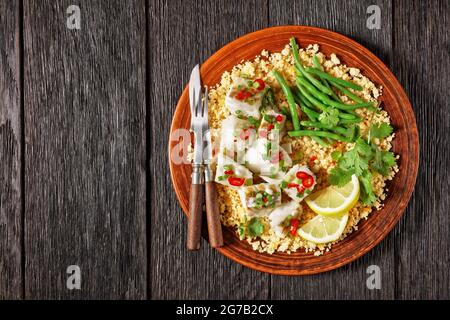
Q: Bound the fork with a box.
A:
[187,82,223,250]
[187,82,205,251]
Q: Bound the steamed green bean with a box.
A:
[273,70,300,130]
[290,38,333,96]
[288,130,351,142]
[306,67,363,91]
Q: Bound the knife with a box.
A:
[202,86,224,248]
[187,64,204,251]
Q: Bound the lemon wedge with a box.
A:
[305,175,359,216]
[298,213,348,244]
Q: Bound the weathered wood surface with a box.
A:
[23,0,147,299]
[0,0,448,299]
[392,0,450,299]
[0,0,22,300]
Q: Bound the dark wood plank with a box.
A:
[0,0,22,300]
[149,0,270,299]
[393,0,450,299]
[23,0,147,299]
[269,0,396,299]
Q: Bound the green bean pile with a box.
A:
[273,37,377,147]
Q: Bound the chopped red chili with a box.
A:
[290,218,299,236]
[296,171,314,188]
[296,185,305,194]
[235,89,253,101]
[224,170,234,175]
[296,171,309,180]
[287,183,299,189]
[275,115,283,122]
[302,176,314,188]
[228,177,245,187]
[254,79,265,91]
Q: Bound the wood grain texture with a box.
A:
[149,0,270,299]
[268,0,397,299]
[393,0,450,299]
[23,0,147,299]
[187,183,203,251]
[204,181,224,248]
[0,0,22,300]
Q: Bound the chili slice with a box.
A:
[290,218,299,236]
[302,176,314,188]
[254,79,265,91]
[228,177,245,187]
[235,89,252,101]
[296,171,310,180]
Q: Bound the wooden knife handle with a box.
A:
[187,165,203,251]
[205,181,224,248]
[204,164,223,248]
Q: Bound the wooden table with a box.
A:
[0,0,448,300]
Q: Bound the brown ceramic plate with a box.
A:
[169,26,419,275]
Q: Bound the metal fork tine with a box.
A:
[196,88,202,117]
[191,87,199,125]
[203,86,208,118]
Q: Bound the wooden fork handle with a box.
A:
[204,165,223,248]
[187,165,203,251]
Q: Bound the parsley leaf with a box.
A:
[371,147,396,176]
[329,167,354,187]
[318,107,339,127]
[339,147,368,176]
[343,125,358,140]
[247,116,260,127]
[329,139,371,184]
[247,217,265,238]
[331,150,342,161]
[328,124,396,206]
[355,138,373,157]
[370,123,393,139]
[359,170,377,205]
[238,223,246,240]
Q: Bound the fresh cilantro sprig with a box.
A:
[369,122,393,141]
[318,107,339,127]
[359,170,377,205]
[328,123,396,205]
[371,147,396,176]
[239,217,265,239]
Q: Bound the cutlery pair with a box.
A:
[187,64,223,250]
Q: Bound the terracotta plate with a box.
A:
[169,26,419,275]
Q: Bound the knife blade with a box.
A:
[189,64,200,113]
